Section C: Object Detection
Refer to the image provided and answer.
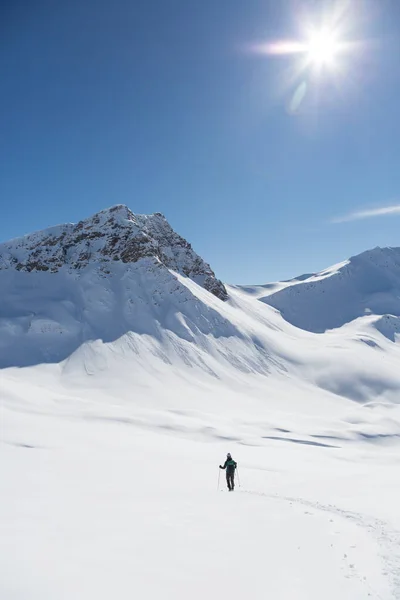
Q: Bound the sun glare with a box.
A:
[306,30,340,67]
[250,8,361,111]
[253,26,346,73]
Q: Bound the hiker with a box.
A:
[219,453,237,491]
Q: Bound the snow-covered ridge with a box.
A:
[261,246,400,333]
[0,204,227,301]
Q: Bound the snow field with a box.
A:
[2,401,400,600]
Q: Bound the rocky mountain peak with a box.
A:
[0,205,228,301]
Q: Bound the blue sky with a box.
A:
[1,0,400,283]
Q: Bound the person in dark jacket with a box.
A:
[219,453,237,491]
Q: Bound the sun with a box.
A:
[252,26,347,73]
[306,30,340,68]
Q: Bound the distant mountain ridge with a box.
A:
[260,246,400,334]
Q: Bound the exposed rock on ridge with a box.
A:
[0,205,228,301]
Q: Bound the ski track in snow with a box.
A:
[241,489,400,600]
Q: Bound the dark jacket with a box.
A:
[220,458,237,474]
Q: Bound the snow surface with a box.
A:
[1,210,400,599]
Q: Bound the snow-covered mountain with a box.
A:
[1,204,399,412]
[2,207,400,600]
[0,204,227,297]
[259,247,400,335]
[0,205,228,367]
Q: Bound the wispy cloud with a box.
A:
[332,204,400,223]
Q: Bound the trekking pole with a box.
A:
[237,467,241,488]
[217,468,221,491]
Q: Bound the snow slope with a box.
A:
[2,208,400,599]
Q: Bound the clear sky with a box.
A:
[1,0,400,283]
